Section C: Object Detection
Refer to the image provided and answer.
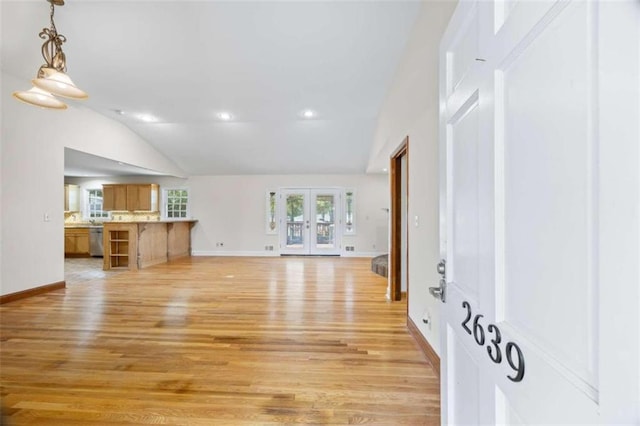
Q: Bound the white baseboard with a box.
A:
[192,250,278,257]
[192,250,386,258]
[343,251,386,258]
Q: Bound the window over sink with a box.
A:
[86,189,109,219]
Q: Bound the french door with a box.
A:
[437,0,639,424]
[279,188,341,256]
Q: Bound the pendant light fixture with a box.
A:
[13,0,88,110]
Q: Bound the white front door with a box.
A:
[280,188,342,256]
[438,1,639,424]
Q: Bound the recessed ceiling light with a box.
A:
[382,168,388,172]
[301,109,316,119]
[136,113,158,123]
[217,112,233,121]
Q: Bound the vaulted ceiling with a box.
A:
[2,1,422,176]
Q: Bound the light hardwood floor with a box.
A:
[1,257,440,425]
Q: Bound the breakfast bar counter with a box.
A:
[103,220,197,271]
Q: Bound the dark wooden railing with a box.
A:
[286,222,334,245]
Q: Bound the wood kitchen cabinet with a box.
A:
[102,184,158,211]
[127,184,158,211]
[103,220,196,271]
[102,184,127,211]
[64,228,90,257]
[64,184,79,212]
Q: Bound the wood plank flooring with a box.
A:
[0,256,440,425]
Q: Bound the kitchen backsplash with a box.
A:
[64,211,161,224]
[64,211,82,224]
[109,212,161,222]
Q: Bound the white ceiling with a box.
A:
[2,1,421,176]
[64,148,169,177]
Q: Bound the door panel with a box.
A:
[439,0,639,424]
[499,0,596,390]
[447,325,481,425]
[451,100,480,304]
[313,193,337,252]
[280,189,341,255]
[447,2,479,96]
[281,190,309,255]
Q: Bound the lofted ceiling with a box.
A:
[64,148,169,177]
[2,1,422,176]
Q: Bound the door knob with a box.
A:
[429,279,446,303]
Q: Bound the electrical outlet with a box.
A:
[422,311,432,330]
[43,213,50,222]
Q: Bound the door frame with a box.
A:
[389,137,408,302]
[279,187,342,256]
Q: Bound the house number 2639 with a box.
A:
[461,301,525,382]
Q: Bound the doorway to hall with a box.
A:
[389,138,408,301]
[279,188,342,256]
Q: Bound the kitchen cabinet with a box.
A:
[105,226,132,269]
[64,227,90,257]
[102,184,158,211]
[103,184,127,211]
[127,184,158,211]
[103,220,196,270]
[64,184,79,212]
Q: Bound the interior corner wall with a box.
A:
[0,71,183,297]
[188,174,388,257]
[371,0,457,356]
[0,36,3,294]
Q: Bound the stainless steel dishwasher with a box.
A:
[89,227,104,257]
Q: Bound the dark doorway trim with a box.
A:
[390,137,408,302]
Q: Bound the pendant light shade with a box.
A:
[13,0,87,110]
[12,86,68,110]
[33,67,88,99]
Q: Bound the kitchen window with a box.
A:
[165,189,189,219]
[86,189,109,219]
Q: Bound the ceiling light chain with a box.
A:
[40,0,67,73]
[12,0,88,110]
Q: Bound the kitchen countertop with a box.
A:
[66,220,197,228]
[103,220,197,225]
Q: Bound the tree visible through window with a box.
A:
[87,189,109,219]
[166,189,189,218]
[345,190,355,234]
[268,191,277,232]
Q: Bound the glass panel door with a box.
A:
[279,188,341,255]
[280,190,310,255]
[310,190,340,255]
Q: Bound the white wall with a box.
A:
[370,1,457,355]
[1,71,183,296]
[189,174,388,257]
[0,2,3,293]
